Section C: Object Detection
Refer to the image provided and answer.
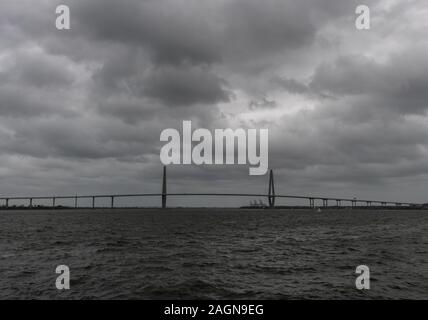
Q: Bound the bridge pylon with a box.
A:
[268,169,275,208]
[162,166,167,208]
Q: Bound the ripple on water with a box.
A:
[0,209,428,299]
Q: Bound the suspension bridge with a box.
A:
[0,166,422,209]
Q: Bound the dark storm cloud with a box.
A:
[309,49,428,114]
[143,65,232,106]
[97,98,158,125]
[0,46,78,118]
[1,0,428,203]
[10,50,76,88]
[0,86,75,118]
[0,116,162,160]
[73,0,221,65]
[72,0,361,67]
[89,47,231,108]
[267,92,428,187]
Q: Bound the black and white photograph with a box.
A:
[1,0,428,307]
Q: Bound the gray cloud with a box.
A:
[0,86,75,118]
[73,0,221,65]
[1,0,428,204]
[310,49,428,114]
[11,50,76,88]
[272,77,313,95]
[143,65,232,106]
[249,97,277,110]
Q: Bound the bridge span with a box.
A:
[0,167,421,209]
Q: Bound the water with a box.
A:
[1,209,427,299]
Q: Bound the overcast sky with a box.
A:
[1,0,428,206]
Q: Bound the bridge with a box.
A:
[0,166,421,209]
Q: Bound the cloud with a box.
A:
[248,97,277,110]
[272,77,312,95]
[143,65,232,106]
[1,0,428,204]
[73,0,221,65]
[310,48,428,114]
[11,48,76,88]
[0,86,73,118]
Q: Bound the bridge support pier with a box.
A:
[162,166,167,209]
[92,196,95,209]
[29,198,33,208]
[309,198,314,208]
[52,197,56,209]
[336,200,341,207]
[268,169,275,208]
[75,196,78,208]
[5,198,9,208]
[322,199,328,207]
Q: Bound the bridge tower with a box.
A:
[268,169,276,208]
[162,166,167,208]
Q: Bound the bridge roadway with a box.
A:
[0,167,419,208]
[0,192,419,209]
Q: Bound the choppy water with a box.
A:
[1,209,427,299]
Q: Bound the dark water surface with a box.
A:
[1,209,427,299]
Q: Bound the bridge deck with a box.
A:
[0,167,420,208]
